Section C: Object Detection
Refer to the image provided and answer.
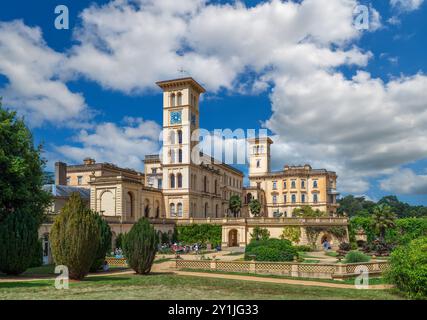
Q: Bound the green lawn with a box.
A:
[0,273,403,300]
[179,268,391,285]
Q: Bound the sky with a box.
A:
[0,0,427,205]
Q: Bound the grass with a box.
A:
[179,268,391,286]
[325,251,339,257]
[302,259,321,264]
[0,273,402,300]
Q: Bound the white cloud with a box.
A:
[54,117,162,170]
[265,71,427,193]
[390,0,425,11]
[380,168,427,194]
[0,21,89,127]
[65,0,370,93]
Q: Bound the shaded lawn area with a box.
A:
[0,273,403,300]
[179,268,391,285]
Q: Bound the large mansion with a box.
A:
[41,77,347,262]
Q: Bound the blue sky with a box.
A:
[0,0,426,205]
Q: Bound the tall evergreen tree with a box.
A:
[123,218,159,275]
[90,214,112,272]
[50,193,100,280]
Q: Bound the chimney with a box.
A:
[55,162,67,185]
[83,158,96,165]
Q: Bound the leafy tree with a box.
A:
[250,226,270,241]
[115,233,124,249]
[280,226,301,243]
[123,218,159,274]
[249,199,262,217]
[228,195,242,217]
[386,236,427,299]
[0,103,51,274]
[385,217,427,245]
[0,210,42,275]
[0,102,51,224]
[337,195,375,217]
[90,214,112,272]
[371,204,397,241]
[293,206,324,218]
[50,193,101,280]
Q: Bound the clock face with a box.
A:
[170,111,182,124]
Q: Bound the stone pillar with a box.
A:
[291,264,299,277]
[249,260,256,274]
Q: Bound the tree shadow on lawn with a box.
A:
[0,281,51,289]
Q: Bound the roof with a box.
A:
[43,184,90,199]
[156,77,206,94]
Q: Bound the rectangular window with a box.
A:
[283,180,287,189]
[283,194,287,203]
[272,181,277,190]
[77,176,83,185]
[158,179,162,189]
[272,195,277,204]
[301,194,306,203]
[291,180,296,189]
[301,180,305,188]
[313,180,318,188]
[151,168,157,174]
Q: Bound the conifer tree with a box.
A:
[50,193,100,280]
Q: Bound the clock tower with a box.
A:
[156,77,206,218]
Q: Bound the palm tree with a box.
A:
[249,199,262,217]
[228,195,242,218]
[371,204,397,241]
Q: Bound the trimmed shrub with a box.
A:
[245,238,297,262]
[50,193,101,280]
[0,209,41,275]
[90,214,112,272]
[386,236,427,299]
[123,218,159,274]
[344,250,371,263]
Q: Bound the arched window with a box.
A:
[177,92,182,106]
[170,149,175,163]
[204,203,208,217]
[178,149,183,163]
[169,130,175,144]
[170,203,175,216]
[301,194,306,203]
[291,180,296,189]
[126,192,134,217]
[100,190,115,216]
[313,193,318,203]
[177,130,183,144]
[177,173,183,188]
[177,203,183,217]
[171,93,176,107]
[170,174,175,188]
[291,194,296,203]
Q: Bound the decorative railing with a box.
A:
[105,257,128,267]
[175,259,388,280]
[174,217,348,226]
